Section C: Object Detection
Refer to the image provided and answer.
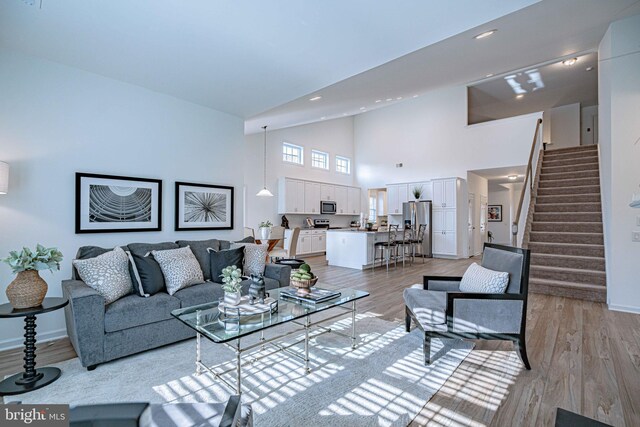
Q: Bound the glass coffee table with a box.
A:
[171,286,369,395]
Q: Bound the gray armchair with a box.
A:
[403,243,531,369]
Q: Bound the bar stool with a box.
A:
[411,224,427,264]
[372,225,398,271]
[395,228,414,267]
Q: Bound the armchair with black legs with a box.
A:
[403,243,531,369]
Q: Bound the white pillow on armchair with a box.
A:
[459,262,509,293]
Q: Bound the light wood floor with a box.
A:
[1,255,638,426]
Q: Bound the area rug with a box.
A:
[5,314,474,426]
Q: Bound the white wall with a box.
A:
[581,105,598,145]
[353,85,542,190]
[467,172,488,255]
[598,14,640,313]
[244,118,357,230]
[548,102,581,149]
[488,184,512,244]
[0,50,246,349]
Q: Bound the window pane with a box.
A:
[311,150,328,169]
[336,156,351,174]
[282,143,303,165]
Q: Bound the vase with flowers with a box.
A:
[3,244,63,309]
[259,220,273,240]
[220,265,243,306]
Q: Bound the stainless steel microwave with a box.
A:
[320,201,337,214]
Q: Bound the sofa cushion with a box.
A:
[232,243,267,276]
[403,288,447,330]
[152,246,204,295]
[128,242,179,296]
[73,245,138,289]
[104,292,180,333]
[173,282,224,308]
[210,247,244,284]
[176,239,221,281]
[73,247,133,305]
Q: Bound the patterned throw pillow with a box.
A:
[459,262,509,293]
[152,246,204,295]
[231,243,267,276]
[73,247,133,305]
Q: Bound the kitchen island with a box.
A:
[325,229,390,270]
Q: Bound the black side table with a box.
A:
[0,297,69,396]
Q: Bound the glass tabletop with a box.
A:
[171,286,369,343]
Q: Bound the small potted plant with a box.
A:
[220,265,243,306]
[259,220,273,240]
[3,245,63,309]
[412,185,423,200]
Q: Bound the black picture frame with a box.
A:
[175,181,234,231]
[488,204,503,222]
[75,173,162,234]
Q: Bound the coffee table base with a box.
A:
[0,367,62,396]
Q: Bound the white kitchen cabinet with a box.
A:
[311,231,326,253]
[432,178,456,208]
[278,178,305,214]
[299,233,312,254]
[433,230,456,255]
[321,184,335,201]
[304,182,321,214]
[386,184,408,215]
[433,209,456,232]
[335,186,348,214]
[288,229,326,255]
[347,187,361,215]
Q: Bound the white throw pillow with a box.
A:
[459,262,509,293]
[73,247,133,305]
[231,243,268,276]
[152,246,204,295]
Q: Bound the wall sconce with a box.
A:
[0,161,9,194]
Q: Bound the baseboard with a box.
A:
[607,303,640,314]
[0,329,67,352]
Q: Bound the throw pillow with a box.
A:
[209,246,245,284]
[73,245,139,291]
[73,247,133,305]
[459,262,509,293]
[128,242,179,296]
[232,243,268,276]
[176,239,221,281]
[152,246,204,295]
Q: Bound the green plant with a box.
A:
[259,220,273,228]
[3,245,63,274]
[220,265,243,293]
[412,185,423,199]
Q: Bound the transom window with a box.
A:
[282,142,304,165]
[335,156,351,174]
[311,150,329,170]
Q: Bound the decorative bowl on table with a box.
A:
[290,277,318,294]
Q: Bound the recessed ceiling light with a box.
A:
[486,73,494,78]
[474,29,497,40]
[360,107,366,110]
[516,94,524,99]
[375,99,382,103]
[396,97,403,100]
[343,113,348,116]
[586,66,594,71]
[562,58,578,66]
[413,95,418,98]
[320,116,326,120]
[508,175,518,181]
[309,95,322,101]
[386,98,393,102]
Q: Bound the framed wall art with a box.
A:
[488,204,503,222]
[175,182,234,231]
[75,173,162,233]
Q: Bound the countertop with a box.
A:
[326,228,388,234]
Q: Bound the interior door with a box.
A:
[479,195,488,252]
[468,193,475,257]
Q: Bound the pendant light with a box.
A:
[256,125,274,197]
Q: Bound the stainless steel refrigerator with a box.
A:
[402,201,433,258]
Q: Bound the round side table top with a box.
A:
[0,297,69,318]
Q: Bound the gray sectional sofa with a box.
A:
[62,238,291,370]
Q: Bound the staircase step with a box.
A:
[533,212,602,223]
[543,156,599,168]
[540,170,600,180]
[538,177,600,188]
[530,253,605,271]
[535,202,601,213]
[537,185,600,196]
[529,278,606,302]
[544,145,598,155]
[531,221,603,233]
[529,231,604,245]
[530,265,606,286]
[528,242,604,257]
[544,149,598,161]
[542,162,600,174]
[537,194,601,204]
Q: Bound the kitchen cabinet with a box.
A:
[311,230,326,253]
[304,182,321,214]
[386,183,408,214]
[433,230,456,255]
[432,178,456,208]
[335,186,348,214]
[286,229,326,255]
[321,184,335,201]
[432,209,456,232]
[278,178,305,214]
[347,187,361,215]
